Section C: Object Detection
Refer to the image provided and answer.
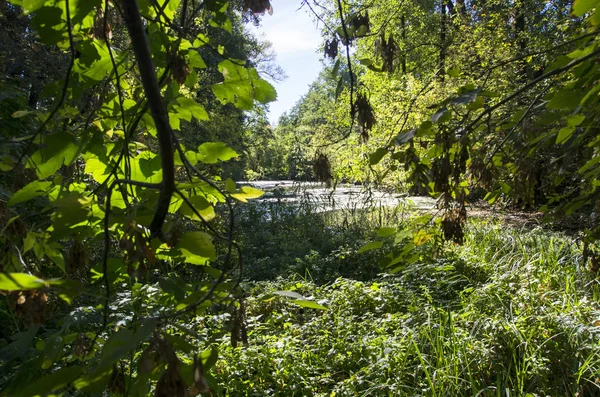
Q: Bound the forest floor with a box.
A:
[204,202,600,396]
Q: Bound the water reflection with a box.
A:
[240,180,436,212]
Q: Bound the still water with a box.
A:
[242,181,436,212]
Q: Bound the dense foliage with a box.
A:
[0,0,277,395]
[2,0,600,395]
[218,217,600,396]
[254,0,600,245]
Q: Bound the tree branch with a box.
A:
[121,0,175,239]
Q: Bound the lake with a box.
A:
[242,180,436,212]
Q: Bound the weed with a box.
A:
[210,216,600,396]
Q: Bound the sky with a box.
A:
[247,1,324,125]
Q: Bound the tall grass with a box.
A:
[212,208,600,396]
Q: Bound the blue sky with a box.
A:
[247,1,324,125]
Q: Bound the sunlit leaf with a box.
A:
[291,299,328,310]
[197,142,238,164]
[274,290,305,299]
[179,195,216,222]
[225,178,236,193]
[395,130,416,145]
[0,273,47,291]
[556,126,575,144]
[231,186,264,202]
[178,232,216,262]
[572,0,600,16]
[28,132,79,179]
[212,60,277,110]
[431,107,450,123]
[376,227,396,237]
[446,67,460,77]
[8,180,53,207]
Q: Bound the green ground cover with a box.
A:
[209,204,600,396]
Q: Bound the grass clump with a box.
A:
[210,216,600,396]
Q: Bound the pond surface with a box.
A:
[242,180,436,212]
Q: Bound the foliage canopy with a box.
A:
[2,0,600,395]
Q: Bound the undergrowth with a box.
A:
[212,206,600,396]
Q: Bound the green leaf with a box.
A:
[28,132,79,179]
[83,156,111,184]
[291,299,328,310]
[579,156,600,173]
[395,130,416,145]
[479,90,500,97]
[9,0,47,14]
[197,142,238,164]
[177,180,226,203]
[572,0,600,16]
[231,186,264,202]
[359,58,374,66]
[335,77,344,99]
[200,345,219,369]
[419,120,433,131]
[567,115,586,127]
[131,151,162,183]
[165,334,195,354]
[376,227,396,237]
[446,67,460,77]
[23,232,36,253]
[110,189,127,210]
[174,97,209,124]
[466,96,485,110]
[97,321,155,371]
[556,126,575,144]
[44,245,65,272]
[179,195,216,222]
[50,193,96,239]
[225,178,237,193]
[0,326,39,364]
[8,180,53,207]
[186,51,206,69]
[332,59,340,79]
[31,6,67,46]
[14,367,83,397]
[431,107,450,123]
[178,232,216,262]
[273,290,305,299]
[11,110,37,118]
[358,241,383,253]
[273,291,328,309]
[212,60,276,110]
[73,370,111,393]
[54,280,85,304]
[369,148,389,165]
[547,90,582,110]
[0,273,47,291]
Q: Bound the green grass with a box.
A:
[209,213,600,396]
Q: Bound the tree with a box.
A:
[297,0,600,247]
[0,0,276,395]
